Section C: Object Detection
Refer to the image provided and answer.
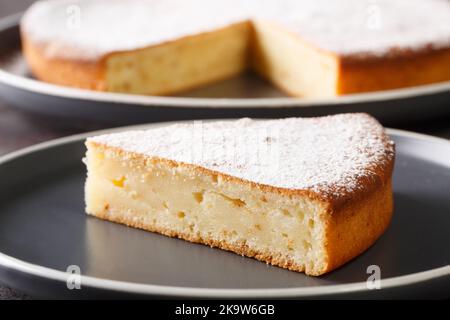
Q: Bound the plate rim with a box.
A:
[1,13,450,109]
[0,124,449,298]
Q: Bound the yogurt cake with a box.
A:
[21,0,450,97]
[84,114,395,275]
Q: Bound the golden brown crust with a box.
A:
[338,48,450,94]
[21,32,107,90]
[322,179,393,274]
[320,142,395,274]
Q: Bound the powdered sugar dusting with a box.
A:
[22,0,450,61]
[88,114,395,198]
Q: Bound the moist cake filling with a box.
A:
[86,148,327,273]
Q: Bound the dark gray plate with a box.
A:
[1,14,450,126]
[0,123,449,299]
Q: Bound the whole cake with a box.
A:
[21,0,450,97]
[84,114,395,275]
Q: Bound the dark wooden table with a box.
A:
[0,0,449,299]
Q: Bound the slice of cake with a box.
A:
[84,114,395,275]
